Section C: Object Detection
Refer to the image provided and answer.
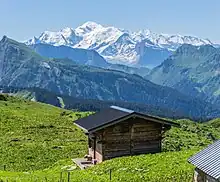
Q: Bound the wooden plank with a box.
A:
[132,139,160,142]
[105,145,130,149]
[131,149,161,155]
[100,117,163,161]
[105,151,131,157]
[105,134,130,139]
[72,158,93,170]
[132,126,161,131]
[105,148,130,152]
[131,133,160,138]
[104,138,130,142]
[132,145,159,150]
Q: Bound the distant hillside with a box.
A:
[0,36,219,120]
[148,44,220,107]
[0,85,180,119]
[30,43,150,77]
[30,43,108,68]
[0,85,218,121]
[106,63,150,77]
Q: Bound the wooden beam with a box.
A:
[94,137,96,159]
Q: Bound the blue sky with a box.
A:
[0,0,219,42]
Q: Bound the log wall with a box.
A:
[101,117,162,160]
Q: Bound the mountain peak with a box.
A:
[25,22,215,68]
[75,21,103,35]
[61,27,74,33]
[80,21,103,29]
[26,36,39,45]
[60,27,76,37]
[1,35,8,43]
[138,29,152,36]
[0,36,20,46]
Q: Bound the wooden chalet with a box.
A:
[74,106,179,164]
[188,140,220,182]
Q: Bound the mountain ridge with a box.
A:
[1,36,219,120]
[148,44,220,107]
[26,21,214,68]
[30,43,150,77]
[0,85,181,119]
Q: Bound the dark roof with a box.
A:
[74,106,179,132]
[188,140,220,179]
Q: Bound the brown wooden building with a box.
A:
[74,106,179,163]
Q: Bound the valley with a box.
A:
[1,36,219,120]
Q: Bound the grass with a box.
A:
[0,150,198,182]
[0,94,219,181]
[0,94,90,171]
[163,119,220,151]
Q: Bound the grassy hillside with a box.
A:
[163,118,220,151]
[0,94,219,181]
[0,150,198,182]
[0,94,90,171]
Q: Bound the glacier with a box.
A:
[26,21,213,68]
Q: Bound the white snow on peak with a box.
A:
[75,21,103,36]
[75,26,124,51]
[31,27,81,46]
[26,36,39,45]
[25,21,214,65]
[37,30,67,46]
[60,27,75,37]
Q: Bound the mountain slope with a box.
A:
[106,63,150,77]
[0,85,183,120]
[1,36,219,120]
[148,44,220,106]
[30,43,150,77]
[30,43,108,68]
[26,21,213,67]
[0,94,87,171]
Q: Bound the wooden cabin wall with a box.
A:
[101,117,162,160]
[102,120,131,160]
[131,118,162,154]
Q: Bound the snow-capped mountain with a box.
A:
[26,21,213,68]
[26,27,82,46]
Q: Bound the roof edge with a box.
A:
[88,112,179,133]
[133,112,180,128]
[74,122,88,133]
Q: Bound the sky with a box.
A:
[0,0,219,42]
